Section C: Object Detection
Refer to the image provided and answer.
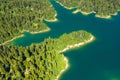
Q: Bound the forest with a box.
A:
[0,0,95,79]
[0,30,93,80]
[0,0,56,44]
[56,0,120,17]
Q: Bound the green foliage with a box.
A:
[0,41,66,80]
[56,0,120,17]
[0,0,94,79]
[55,30,92,51]
[0,30,93,80]
[0,0,56,44]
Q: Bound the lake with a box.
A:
[12,0,120,80]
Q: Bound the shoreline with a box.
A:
[95,15,111,19]
[56,35,95,80]
[60,35,95,53]
[0,34,24,46]
[55,0,75,10]
[21,27,50,34]
[56,1,119,19]
[55,57,69,80]
[0,28,50,46]
[95,11,119,19]
[44,13,58,22]
[72,9,120,19]
[73,9,95,15]
[72,9,112,19]
[44,18,58,22]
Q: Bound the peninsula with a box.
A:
[0,0,96,80]
[0,0,56,44]
[0,30,94,80]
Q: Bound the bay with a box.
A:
[12,0,120,80]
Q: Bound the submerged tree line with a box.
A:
[0,0,56,44]
[56,0,120,17]
[0,30,93,80]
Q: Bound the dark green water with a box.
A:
[12,0,120,80]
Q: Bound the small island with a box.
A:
[56,0,120,19]
[0,30,95,80]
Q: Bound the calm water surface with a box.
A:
[13,0,120,80]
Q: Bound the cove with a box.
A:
[12,0,120,80]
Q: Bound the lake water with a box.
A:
[12,0,120,80]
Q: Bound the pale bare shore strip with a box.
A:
[73,9,110,19]
[95,11,119,19]
[56,0,95,17]
[55,0,75,10]
[44,14,58,22]
[72,9,120,19]
[56,1,120,19]
[55,1,93,16]
[0,34,24,46]
[55,57,69,80]
[72,9,112,19]
[55,36,95,80]
[73,9,95,15]
[60,35,95,53]
[22,27,50,34]
[45,18,58,22]
[0,28,50,46]
[95,15,111,19]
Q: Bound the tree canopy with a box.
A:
[56,0,120,17]
[0,0,95,79]
[0,0,56,44]
[0,30,94,80]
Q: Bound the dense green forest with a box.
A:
[0,0,56,44]
[56,0,120,17]
[55,30,93,52]
[0,0,94,79]
[0,30,94,80]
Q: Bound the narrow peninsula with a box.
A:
[0,30,94,80]
[0,0,95,80]
[0,0,57,44]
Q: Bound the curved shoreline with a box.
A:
[55,0,75,10]
[44,18,58,22]
[0,35,24,46]
[73,9,95,15]
[55,57,69,80]
[21,27,50,34]
[72,9,112,19]
[44,14,58,22]
[0,8,57,46]
[60,35,95,53]
[56,35,95,80]
[56,0,119,19]
[0,28,50,46]
[72,9,119,19]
